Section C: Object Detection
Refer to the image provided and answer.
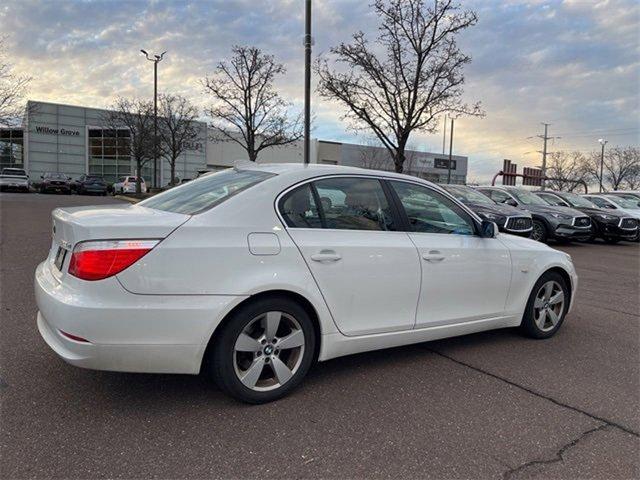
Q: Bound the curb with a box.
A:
[114,195,140,204]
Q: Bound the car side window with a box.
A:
[590,197,611,208]
[280,184,323,228]
[489,190,511,204]
[390,181,475,235]
[313,177,396,231]
[541,194,568,207]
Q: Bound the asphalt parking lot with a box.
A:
[1,192,638,479]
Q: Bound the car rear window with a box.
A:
[2,169,26,176]
[139,168,275,215]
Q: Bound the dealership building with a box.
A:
[1,100,468,186]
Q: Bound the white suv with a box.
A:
[113,176,147,194]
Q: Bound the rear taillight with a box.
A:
[68,239,159,281]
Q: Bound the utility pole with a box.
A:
[303,0,312,165]
[442,115,447,155]
[446,117,455,184]
[598,138,608,193]
[536,123,559,190]
[141,49,166,188]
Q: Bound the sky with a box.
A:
[1,0,638,181]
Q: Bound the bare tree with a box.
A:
[603,146,640,190]
[581,146,640,191]
[544,151,588,192]
[0,37,31,126]
[157,94,200,186]
[316,0,482,173]
[203,46,302,162]
[359,136,419,175]
[103,98,155,194]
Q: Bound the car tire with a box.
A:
[520,271,569,339]
[531,220,548,243]
[207,296,317,404]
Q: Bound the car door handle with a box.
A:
[422,251,445,262]
[311,251,342,263]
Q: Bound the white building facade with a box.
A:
[2,100,207,186]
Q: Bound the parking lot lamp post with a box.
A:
[598,138,607,193]
[303,0,312,165]
[447,116,455,184]
[140,49,166,188]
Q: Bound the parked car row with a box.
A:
[467,186,639,244]
[441,185,534,237]
[0,169,147,195]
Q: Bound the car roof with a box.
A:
[234,162,443,187]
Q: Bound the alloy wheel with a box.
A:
[531,222,545,241]
[533,280,565,332]
[233,311,305,392]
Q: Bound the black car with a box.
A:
[72,174,108,195]
[476,186,592,243]
[40,172,71,194]
[535,190,638,243]
[441,185,533,237]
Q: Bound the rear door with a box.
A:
[280,176,421,336]
[388,180,512,328]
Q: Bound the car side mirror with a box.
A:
[605,204,616,209]
[504,198,517,207]
[480,220,498,238]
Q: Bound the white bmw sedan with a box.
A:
[35,164,577,403]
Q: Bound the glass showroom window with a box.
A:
[87,128,152,184]
[0,129,24,171]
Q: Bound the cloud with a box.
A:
[1,0,638,181]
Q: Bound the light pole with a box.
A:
[303,0,312,165]
[446,116,455,184]
[598,138,608,193]
[140,49,166,188]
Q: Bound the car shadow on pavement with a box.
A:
[74,328,524,408]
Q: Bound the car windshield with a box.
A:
[507,188,548,206]
[139,168,275,215]
[606,195,639,209]
[45,173,67,179]
[443,185,494,205]
[559,192,596,208]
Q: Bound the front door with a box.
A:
[280,176,421,336]
[388,180,512,328]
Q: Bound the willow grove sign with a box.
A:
[34,126,81,136]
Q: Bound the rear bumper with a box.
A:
[0,180,29,191]
[37,312,203,373]
[34,261,242,374]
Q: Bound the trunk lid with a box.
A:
[51,203,190,251]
